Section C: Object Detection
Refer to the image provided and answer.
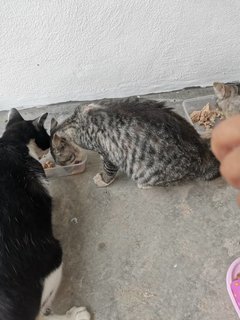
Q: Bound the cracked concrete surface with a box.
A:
[0,87,239,320]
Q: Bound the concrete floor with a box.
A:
[1,87,240,320]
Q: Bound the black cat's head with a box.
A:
[4,108,50,159]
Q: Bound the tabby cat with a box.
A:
[0,109,90,320]
[213,81,240,118]
[50,98,220,188]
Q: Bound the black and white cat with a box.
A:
[0,109,90,320]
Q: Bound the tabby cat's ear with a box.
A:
[50,118,58,133]
[213,82,225,99]
[52,133,62,147]
[32,113,48,130]
[7,108,24,124]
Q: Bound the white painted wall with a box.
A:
[0,1,239,109]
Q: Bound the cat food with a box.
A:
[42,160,55,169]
[40,153,87,179]
[190,103,224,129]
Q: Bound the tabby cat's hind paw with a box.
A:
[93,172,115,187]
[66,306,91,320]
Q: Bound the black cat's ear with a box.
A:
[7,108,24,125]
[50,118,58,133]
[32,113,48,130]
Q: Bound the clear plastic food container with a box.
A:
[40,153,87,179]
[182,95,218,134]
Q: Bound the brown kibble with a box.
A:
[202,103,210,112]
[42,160,55,169]
[190,111,201,123]
[48,161,55,168]
[190,103,225,129]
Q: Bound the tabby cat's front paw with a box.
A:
[66,306,91,320]
[137,183,153,189]
[93,172,114,187]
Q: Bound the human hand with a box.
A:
[211,115,240,203]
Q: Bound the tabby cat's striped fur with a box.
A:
[213,81,240,118]
[50,98,220,188]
